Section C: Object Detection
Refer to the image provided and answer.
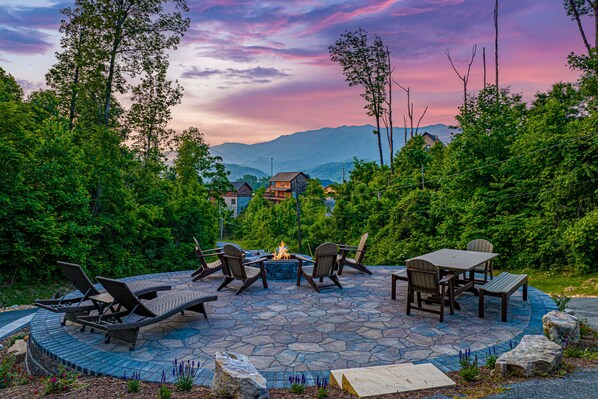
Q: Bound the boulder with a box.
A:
[8,339,27,363]
[211,351,268,399]
[543,310,580,345]
[496,335,562,377]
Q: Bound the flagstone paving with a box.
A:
[29,267,556,387]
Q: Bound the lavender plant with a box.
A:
[124,371,141,393]
[485,345,498,369]
[458,347,479,382]
[316,375,328,398]
[172,358,199,392]
[289,373,306,394]
[159,369,172,399]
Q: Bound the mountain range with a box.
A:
[211,124,455,182]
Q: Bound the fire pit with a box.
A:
[252,242,311,281]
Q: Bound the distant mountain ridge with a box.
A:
[215,124,454,182]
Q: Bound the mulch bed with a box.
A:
[1,328,597,399]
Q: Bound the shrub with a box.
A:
[459,348,479,382]
[172,359,198,392]
[485,346,498,370]
[124,371,141,393]
[0,354,32,388]
[551,293,571,312]
[43,366,80,395]
[289,374,306,394]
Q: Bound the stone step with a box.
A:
[329,363,413,387]
[334,363,455,398]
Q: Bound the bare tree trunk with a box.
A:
[446,45,477,114]
[483,47,487,87]
[68,30,83,130]
[385,46,394,174]
[494,0,499,96]
[569,0,592,52]
[593,0,598,48]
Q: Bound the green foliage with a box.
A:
[127,379,141,393]
[290,384,305,394]
[459,349,479,382]
[158,384,172,399]
[317,387,329,398]
[0,354,31,389]
[43,366,80,395]
[551,293,572,311]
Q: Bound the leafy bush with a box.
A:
[159,384,172,399]
[43,366,80,395]
[0,354,31,388]
[316,375,328,398]
[551,293,571,312]
[485,346,498,370]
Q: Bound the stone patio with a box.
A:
[29,267,556,387]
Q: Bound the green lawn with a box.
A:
[496,268,598,297]
[0,282,68,308]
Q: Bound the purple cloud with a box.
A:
[0,27,53,55]
[182,66,289,84]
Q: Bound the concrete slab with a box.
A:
[341,363,455,398]
[329,363,413,387]
[0,314,34,340]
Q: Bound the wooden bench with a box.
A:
[478,272,528,322]
[391,269,408,300]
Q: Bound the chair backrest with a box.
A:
[354,233,368,263]
[467,239,493,253]
[193,237,209,270]
[312,242,339,278]
[406,259,440,294]
[58,261,101,298]
[96,277,156,317]
[222,244,247,279]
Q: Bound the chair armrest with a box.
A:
[244,257,267,266]
[294,255,314,263]
[338,245,359,251]
[439,274,455,285]
[200,248,222,254]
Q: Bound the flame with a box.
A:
[272,241,291,260]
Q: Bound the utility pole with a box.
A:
[342,167,345,183]
[270,157,274,177]
[295,184,302,253]
[421,165,425,189]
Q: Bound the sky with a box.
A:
[0,0,590,145]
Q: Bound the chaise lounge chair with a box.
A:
[77,277,218,350]
[338,233,372,275]
[35,262,171,326]
[296,242,342,292]
[191,237,223,281]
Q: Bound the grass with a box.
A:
[0,282,68,308]
[495,268,598,297]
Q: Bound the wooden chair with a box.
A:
[296,242,342,293]
[406,259,455,322]
[217,244,268,295]
[467,239,494,284]
[338,233,372,275]
[191,237,223,282]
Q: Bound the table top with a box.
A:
[407,248,498,272]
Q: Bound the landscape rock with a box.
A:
[543,310,580,345]
[496,335,562,377]
[211,351,268,399]
[563,309,575,316]
[8,339,27,363]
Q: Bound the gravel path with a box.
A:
[568,298,598,329]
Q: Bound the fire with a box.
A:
[272,241,291,260]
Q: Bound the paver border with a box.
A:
[28,268,556,388]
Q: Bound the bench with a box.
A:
[478,272,528,322]
[391,269,408,300]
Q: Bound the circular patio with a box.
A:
[29,267,556,388]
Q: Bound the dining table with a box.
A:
[406,248,499,309]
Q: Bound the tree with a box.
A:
[49,0,190,127]
[564,0,597,52]
[127,62,183,160]
[445,45,477,114]
[0,69,23,102]
[330,29,388,166]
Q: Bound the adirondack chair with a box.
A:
[217,244,268,295]
[296,242,342,293]
[191,237,223,281]
[338,233,372,275]
[467,239,494,284]
[406,259,455,322]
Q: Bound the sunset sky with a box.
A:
[0,0,589,145]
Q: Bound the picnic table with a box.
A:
[407,248,498,309]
